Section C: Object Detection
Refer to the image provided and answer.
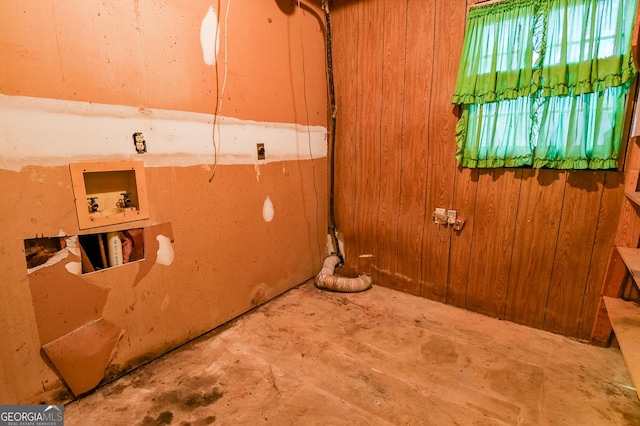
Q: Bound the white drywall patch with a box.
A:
[155,235,175,265]
[325,234,335,255]
[263,196,275,222]
[65,262,82,275]
[65,235,80,257]
[200,6,220,66]
[0,95,327,171]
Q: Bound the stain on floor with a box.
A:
[65,281,640,425]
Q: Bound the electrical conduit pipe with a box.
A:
[315,255,372,293]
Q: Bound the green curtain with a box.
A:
[452,0,638,169]
[452,0,541,105]
[533,85,628,168]
[456,97,533,167]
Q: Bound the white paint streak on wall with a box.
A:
[0,95,327,171]
[200,6,220,66]
[65,262,82,275]
[337,237,345,261]
[65,235,80,257]
[262,196,275,222]
[255,164,261,182]
[325,234,335,255]
[155,235,175,266]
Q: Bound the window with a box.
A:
[452,0,638,169]
[544,1,619,65]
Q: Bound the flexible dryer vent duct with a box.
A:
[315,255,372,293]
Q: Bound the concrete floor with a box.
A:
[65,281,640,425]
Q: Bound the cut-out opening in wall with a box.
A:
[69,161,150,230]
[78,229,145,274]
[24,237,67,269]
[84,170,141,211]
[24,229,145,275]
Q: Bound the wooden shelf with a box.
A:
[603,296,640,399]
[617,247,640,290]
[626,191,640,208]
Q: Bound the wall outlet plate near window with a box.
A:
[447,209,457,224]
[454,218,466,231]
[434,208,448,224]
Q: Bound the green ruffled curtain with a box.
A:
[452,0,638,169]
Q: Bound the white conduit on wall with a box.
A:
[314,255,372,293]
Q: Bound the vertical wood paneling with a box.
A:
[332,2,358,271]
[375,0,407,289]
[466,170,522,318]
[419,0,466,302]
[615,169,640,248]
[504,170,565,328]
[331,0,626,339]
[352,0,385,272]
[590,135,640,343]
[394,0,435,294]
[590,249,630,345]
[544,172,605,335]
[448,167,479,307]
[577,172,626,340]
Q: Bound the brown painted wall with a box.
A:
[0,0,327,404]
[0,0,327,124]
[331,0,625,340]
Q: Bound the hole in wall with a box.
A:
[69,161,150,230]
[78,229,145,274]
[84,170,141,212]
[24,237,66,269]
[24,229,145,275]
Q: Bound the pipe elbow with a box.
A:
[314,255,372,293]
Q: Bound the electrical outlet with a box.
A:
[453,218,466,231]
[434,208,448,224]
[447,209,457,225]
[257,143,266,160]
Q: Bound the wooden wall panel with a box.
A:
[577,172,626,340]
[448,167,479,307]
[331,0,626,339]
[394,0,435,294]
[544,172,605,335]
[374,0,407,289]
[332,2,358,270]
[590,248,630,345]
[466,170,522,318]
[590,121,640,343]
[504,170,565,328]
[420,0,466,302]
[615,168,640,248]
[351,0,384,272]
